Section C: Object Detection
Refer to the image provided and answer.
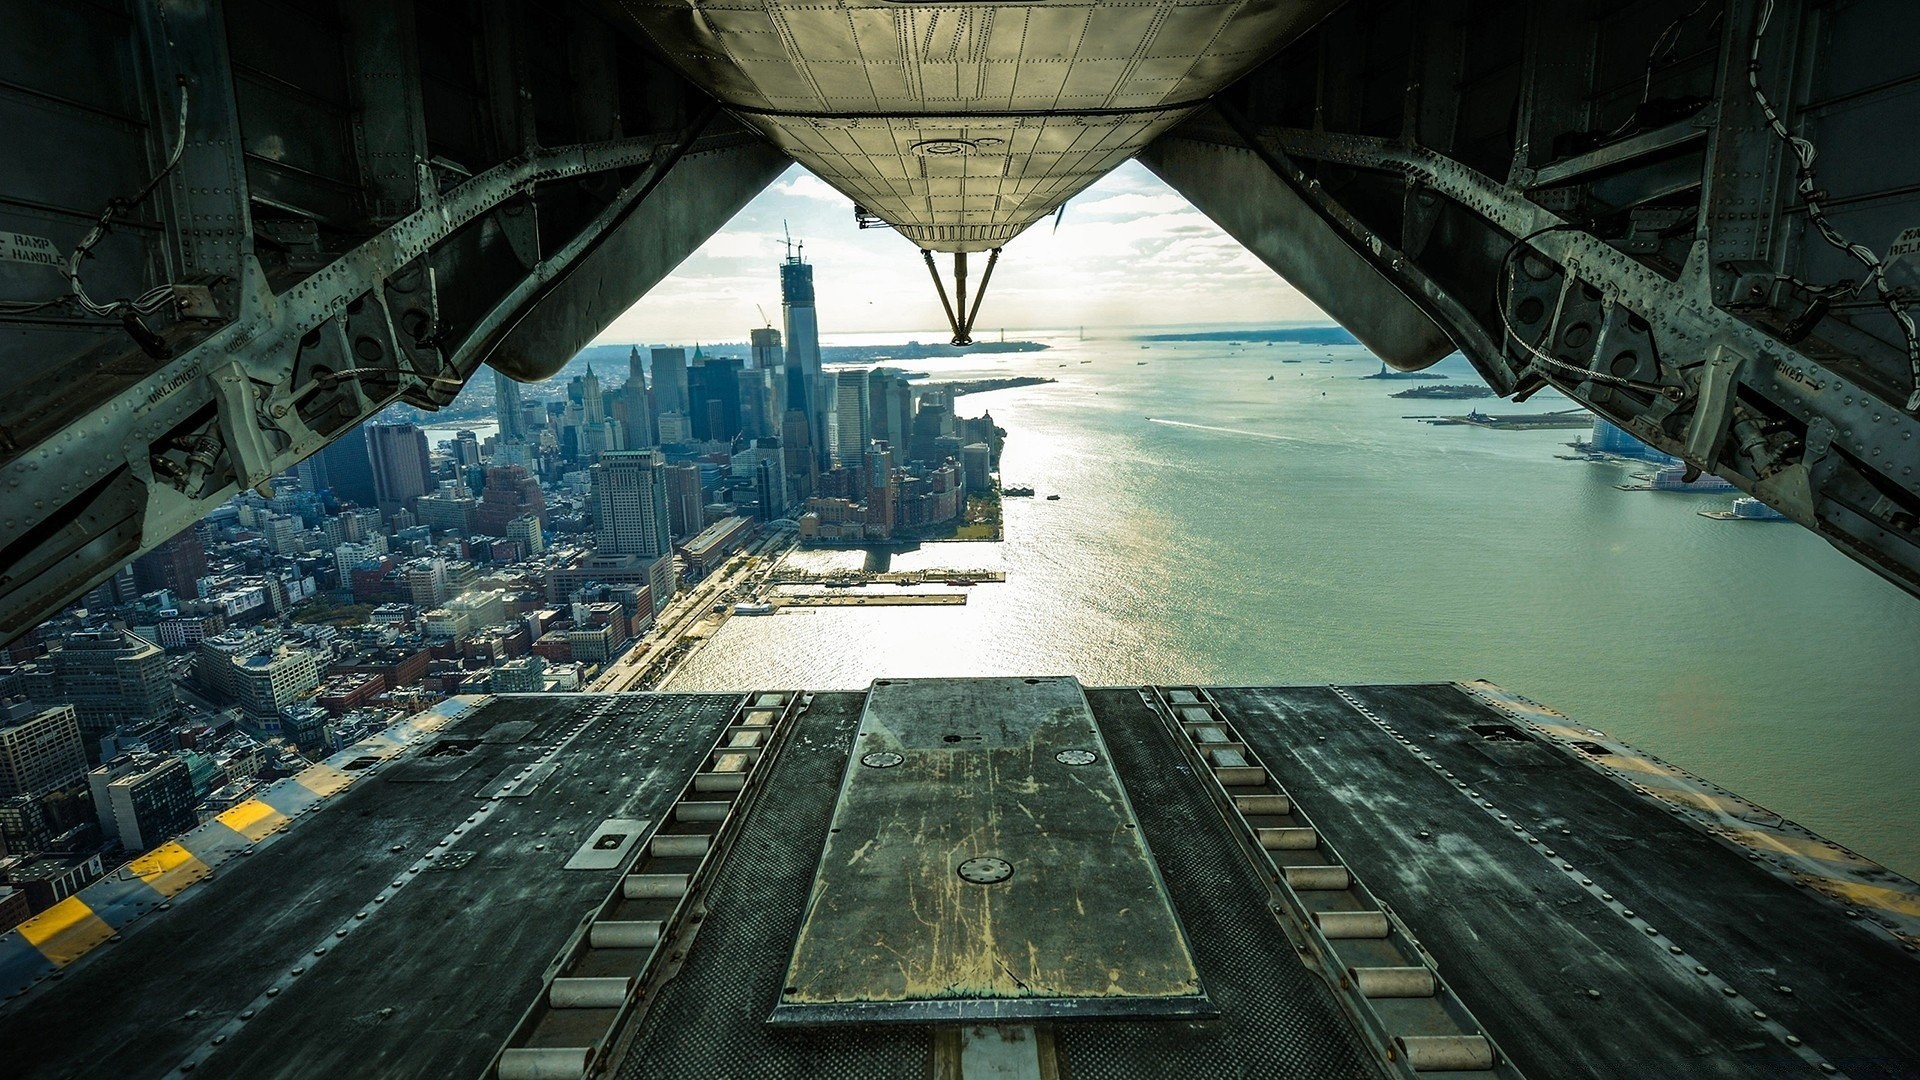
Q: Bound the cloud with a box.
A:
[1074,192,1192,218]
[773,173,849,203]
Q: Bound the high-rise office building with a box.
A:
[0,704,87,800]
[780,247,831,472]
[834,370,871,466]
[862,443,896,537]
[755,458,786,521]
[745,327,787,440]
[780,254,819,410]
[233,647,322,724]
[622,346,654,448]
[665,463,705,540]
[476,464,547,537]
[366,423,432,515]
[494,368,529,443]
[578,365,604,423]
[689,354,744,443]
[131,527,207,598]
[868,368,915,450]
[591,450,673,559]
[318,423,380,507]
[452,430,481,467]
[49,628,179,759]
[781,409,817,505]
[89,753,197,852]
[750,327,783,372]
[651,348,689,418]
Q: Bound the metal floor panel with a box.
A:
[616,691,929,1077]
[1214,683,1920,1080]
[775,676,1206,1024]
[1057,689,1375,1080]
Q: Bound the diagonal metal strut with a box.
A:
[923,248,1003,346]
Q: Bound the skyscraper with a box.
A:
[688,354,744,443]
[665,463,704,539]
[591,450,673,559]
[579,365,604,422]
[781,408,816,506]
[750,327,783,373]
[131,527,207,598]
[318,422,379,508]
[863,442,895,537]
[834,370,871,466]
[745,327,787,440]
[622,346,654,448]
[780,246,830,471]
[651,348,689,417]
[494,368,529,443]
[366,423,432,515]
[868,368,914,450]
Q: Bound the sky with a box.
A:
[591,160,1331,344]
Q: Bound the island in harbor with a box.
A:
[823,340,1049,362]
[1391,384,1495,400]
[932,376,1055,398]
[1364,362,1449,381]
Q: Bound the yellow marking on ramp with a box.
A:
[17,897,115,966]
[215,799,288,842]
[1599,754,1679,778]
[1805,877,1920,919]
[124,842,212,898]
[296,764,353,797]
[1719,828,1858,865]
[1642,785,1754,817]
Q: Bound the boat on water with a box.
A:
[1701,496,1790,521]
[732,601,776,615]
[1046,494,1061,501]
[1267,375,1275,380]
[1137,360,1149,365]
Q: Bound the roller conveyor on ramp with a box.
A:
[0,680,1913,1079]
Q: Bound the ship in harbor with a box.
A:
[1420,408,1592,430]
[1618,464,1741,493]
[1702,497,1791,521]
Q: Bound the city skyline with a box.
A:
[593,161,1333,343]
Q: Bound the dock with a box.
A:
[776,593,966,607]
[767,568,1005,586]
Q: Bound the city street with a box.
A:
[589,530,794,692]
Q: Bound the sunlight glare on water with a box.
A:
[667,330,1920,875]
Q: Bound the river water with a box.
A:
[650,330,1920,875]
